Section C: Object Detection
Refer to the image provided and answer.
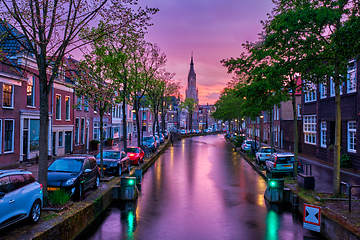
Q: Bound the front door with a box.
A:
[52,132,56,156]
[65,131,72,154]
[22,131,28,161]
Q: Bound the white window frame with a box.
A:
[27,76,35,107]
[3,84,14,108]
[55,94,61,120]
[319,83,327,99]
[330,77,344,97]
[81,118,85,144]
[76,96,82,110]
[304,115,317,145]
[348,121,356,153]
[65,96,70,120]
[320,121,327,148]
[304,81,317,103]
[4,119,14,153]
[75,118,80,145]
[347,60,357,93]
[59,131,63,147]
[93,122,99,140]
[297,104,301,118]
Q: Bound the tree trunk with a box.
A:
[292,86,299,177]
[99,110,104,178]
[38,76,50,205]
[122,98,127,151]
[333,62,341,196]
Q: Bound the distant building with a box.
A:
[185,53,199,129]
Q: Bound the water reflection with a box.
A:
[82,134,326,240]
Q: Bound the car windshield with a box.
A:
[277,156,294,164]
[245,141,252,144]
[126,148,139,153]
[263,148,272,153]
[96,151,120,159]
[48,159,83,172]
[143,137,153,142]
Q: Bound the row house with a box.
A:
[302,59,360,169]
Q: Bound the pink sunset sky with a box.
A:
[142,0,275,105]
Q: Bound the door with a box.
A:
[0,176,14,225]
[52,132,56,156]
[22,131,28,161]
[65,131,72,154]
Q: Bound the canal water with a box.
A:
[78,134,326,240]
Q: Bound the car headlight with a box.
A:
[64,178,77,186]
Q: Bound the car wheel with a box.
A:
[74,184,83,201]
[94,176,100,189]
[28,200,41,223]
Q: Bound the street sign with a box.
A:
[303,204,321,232]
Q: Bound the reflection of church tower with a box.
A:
[186,52,199,104]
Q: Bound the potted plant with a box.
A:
[90,139,100,150]
[106,137,114,146]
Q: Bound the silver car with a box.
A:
[255,147,276,165]
[266,153,295,176]
[0,169,43,229]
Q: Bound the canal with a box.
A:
[78,134,325,240]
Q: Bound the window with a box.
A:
[55,95,61,120]
[59,131,63,147]
[319,83,327,99]
[30,119,40,151]
[84,98,89,111]
[304,116,316,145]
[330,77,344,97]
[304,82,316,102]
[4,120,14,152]
[348,121,356,153]
[93,122,99,140]
[320,121,327,148]
[3,84,13,108]
[347,60,357,93]
[81,118,85,144]
[75,118,79,145]
[27,76,35,106]
[76,96,82,110]
[65,96,70,120]
[297,104,301,118]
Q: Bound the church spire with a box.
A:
[190,51,195,73]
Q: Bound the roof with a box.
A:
[0,20,32,57]
[0,169,32,176]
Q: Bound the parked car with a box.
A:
[255,147,276,165]
[180,129,186,134]
[241,140,253,152]
[157,133,165,143]
[154,135,160,146]
[95,150,131,176]
[142,136,157,152]
[250,141,259,155]
[0,169,43,229]
[195,129,201,134]
[124,147,145,165]
[47,156,100,200]
[160,130,169,138]
[266,153,295,177]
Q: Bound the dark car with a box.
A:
[142,136,157,152]
[250,141,259,155]
[47,156,100,200]
[95,150,131,176]
[0,169,43,229]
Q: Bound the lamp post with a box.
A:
[259,115,264,148]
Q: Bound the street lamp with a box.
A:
[259,115,264,148]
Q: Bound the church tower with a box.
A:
[185,52,199,104]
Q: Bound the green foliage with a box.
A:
[233,135,245,147]
[340,154,351,168]
[47,189,71,207]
